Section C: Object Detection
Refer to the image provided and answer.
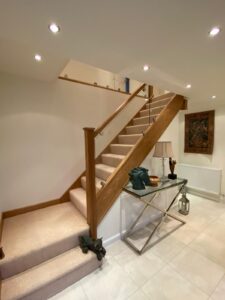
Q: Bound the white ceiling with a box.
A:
[0,0,225,102]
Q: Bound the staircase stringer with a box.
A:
[96,94,186,224]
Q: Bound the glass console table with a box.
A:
[123,178,188,254]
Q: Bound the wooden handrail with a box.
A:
[94,83,146,136]
[58,76,146,99]
[83,128,97,238]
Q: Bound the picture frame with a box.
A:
[184,110,215,154]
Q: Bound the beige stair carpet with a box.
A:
[1,247,101,300]
[0,202,89,279]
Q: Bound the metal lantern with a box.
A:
[178,188,190,215]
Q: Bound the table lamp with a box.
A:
[153,141,174,181]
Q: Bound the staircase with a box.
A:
[70,93,173,220]
[68,88,186,237]
[0,82,186,300]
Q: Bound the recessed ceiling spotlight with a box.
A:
[209,26,221,37]
[49,23,60,34]
[186,84,191,89]
[211,95,216,99]
[34,54,42,62]
[143,65,149,71]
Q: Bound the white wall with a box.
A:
[0,71,144,211]
[179,100,225,195]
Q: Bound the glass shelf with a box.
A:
[124,178,187,198]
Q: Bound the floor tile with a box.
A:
[49,282,88,300]
[210,275,225,300]
[171,247,224,295]
[201,220,225,243]
[123,252,164,287]
[150,235,186,263]
[81,258,138,300]
[157,217,201,245]
[189,232,225,268]
[142,265,208,300]
[106,240,128,257]
[113,244,138,266]
[127,289,150,300]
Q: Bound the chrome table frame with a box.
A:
[123,178,187,254]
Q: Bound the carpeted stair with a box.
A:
[70,93,173,219]
[0,203,101,300]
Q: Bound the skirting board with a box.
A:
[2,198,69,219]
[187,186,222,202]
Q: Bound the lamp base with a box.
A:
[168,173,177,180]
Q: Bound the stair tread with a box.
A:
[0,202,88,279]
[1,247,100,300]
[101,153,125,159]
[140,105,165,113]
[95,164,115,173]
[126,124,150,129]
[133,114,158,121]
[110,143,133,147]
[151,93,174,102]
[118,134,142,137]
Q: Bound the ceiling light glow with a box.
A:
[143,65,149,71]
[49,23,60,33]
[186,84,191,89]
[209,26,221,37]
[34,54,42,62]
[211,95,216,99]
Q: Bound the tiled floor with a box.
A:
[50,194,225,300]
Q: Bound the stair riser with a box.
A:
[70,191,87,219]
[125,125,149,134]
[146,98,170,109]
[1,250,101,300]
[118,135,141,144]
[81,177,102,192]
[152,93,173,101]
[139,106,164,117]
[0,228,89,280]
[95,167,113,181]
[15,259,100,300]
[133,116,156,125]
[110,145,133,155]
[101,155,123,167]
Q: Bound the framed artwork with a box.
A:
[184,110,215,154]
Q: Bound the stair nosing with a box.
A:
[133,114,158,121]
[140,105,165,113]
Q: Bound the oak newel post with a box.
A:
[83,127,97,239]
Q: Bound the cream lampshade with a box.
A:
[153,141,173,180]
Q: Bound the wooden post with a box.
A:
[83,128,97,239]
[148,85,153,99]
[148,85,154,124]
[0,247,5,260]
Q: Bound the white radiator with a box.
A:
[177,163,222,200]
